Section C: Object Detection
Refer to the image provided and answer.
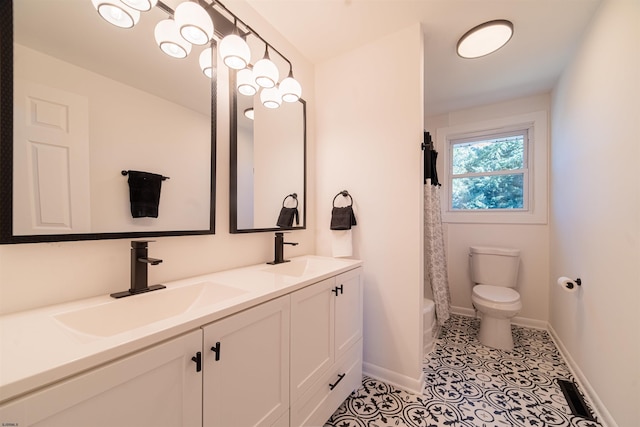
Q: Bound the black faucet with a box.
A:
[110,241,166,298]
[267,232,298,265]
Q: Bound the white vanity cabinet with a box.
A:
[0,329,203,427]
[202,295,290,427]
[0,259,364,427]
[290,267,363,426]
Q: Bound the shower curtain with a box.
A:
[424,138,451,326]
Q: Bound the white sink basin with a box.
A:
[54,282,248,337]
[261,257,351,278]
[263,259,310,277]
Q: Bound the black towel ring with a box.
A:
[282,193,298,208]
[332,190,353,208]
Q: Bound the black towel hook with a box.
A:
[282,193,298,208]
[122,170,170,181]
[332,190,353,208]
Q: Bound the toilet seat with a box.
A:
[473,284,520,304]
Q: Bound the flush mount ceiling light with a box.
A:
[457,19,513,59]
[175,1,214,46]
[155,18,192,59]
[92,0,140,28]
[244,108,254,120]
[121,0,158,12]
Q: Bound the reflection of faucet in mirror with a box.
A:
[110,241,166,298]
[267,232,298,265]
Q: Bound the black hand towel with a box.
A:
[127,170,163,218]
[276,207,299,228]
[330,206,357,230]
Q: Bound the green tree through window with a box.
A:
[450,132,527,210]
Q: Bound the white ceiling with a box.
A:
[246,0,603,116]
[14,0,602,118]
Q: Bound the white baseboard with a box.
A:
[450,305,547,330]
[548,325,617,427]
[362,362,424,395]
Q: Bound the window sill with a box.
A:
[442,209,547,225]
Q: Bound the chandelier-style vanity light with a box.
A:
[253,45,279,89]
[154,18,192,58]
[219,19,251,69]
[174,1,214,45]
[236,68,258,96]
[121,0,158,12]
[279,66,302,103]
[91,0,140,28]
[260,87,282,109]
[199,47,213,78]
[90,0,302,110]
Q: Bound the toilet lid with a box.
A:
[473,285,520,303]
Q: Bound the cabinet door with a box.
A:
[202,295,290,427]
[0,330,203,427]
[334,268,363,360]
[290,277,335,403]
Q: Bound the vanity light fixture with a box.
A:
[244,108,254,120]
[121,0,158,12]
[155,18,192,58]
[92,0,140,28]
[90,0,303,110]
[260,86,282,109]
[253,45,279,89]
[199,47,213,77]
[175,1,214,46]
[279,67,302,103]
[237,68,258,96]
[457,19,514,59]
[219,19,251,69]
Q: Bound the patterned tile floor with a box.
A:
[326,314,601,427]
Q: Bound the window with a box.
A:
[450,130,528,211]
[437,111,548,224]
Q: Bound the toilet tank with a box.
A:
[469,246,520,288]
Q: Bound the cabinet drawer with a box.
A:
[290,339,362,427]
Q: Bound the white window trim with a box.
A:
[438,111,548,224]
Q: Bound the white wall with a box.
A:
[426,94,551,327]
[0,1,316,315]
[550,0,640,425]
[315,24,425,393]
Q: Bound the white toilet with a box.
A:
[469,246,522,350]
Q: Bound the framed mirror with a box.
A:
[229,71,306,233]
[0,0,216,244]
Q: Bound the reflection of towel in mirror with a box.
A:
[276,207,299,228]
[330,206,357,230]
[127,171,163,218]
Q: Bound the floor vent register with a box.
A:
[557,379,595,421]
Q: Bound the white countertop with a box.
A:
[0,255,362,403]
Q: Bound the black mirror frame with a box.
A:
[229,69,307,234]
[0,0,217,244]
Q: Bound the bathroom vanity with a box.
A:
[0,256,363,427]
